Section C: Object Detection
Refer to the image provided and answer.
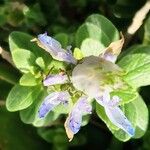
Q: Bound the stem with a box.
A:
[125,0,150,46]
[0,46,15,67]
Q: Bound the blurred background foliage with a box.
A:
[0,0,150,149]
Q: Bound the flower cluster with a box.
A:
[34,32,135,141]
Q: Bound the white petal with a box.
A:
[72,62,104,97]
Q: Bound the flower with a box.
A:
[71,56,135,137]
[36,32,134,141]
[36,32,77,64]
[65,96,92,141]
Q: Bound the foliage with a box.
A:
[0,0,150,150]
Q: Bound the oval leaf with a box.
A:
[6,84,42,111]
[86,14,119,42]
[118,45,150,88]
[12,49,36,73]
[75,22,110,56]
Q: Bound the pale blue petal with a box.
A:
[102,52,117,63]
[38,33,77,64]
[95,90,111,106]
[38,102,55,118]
[107,96,121,107]
[76,96,92,114]
[38,91,70,118]
[95,92,134,136]
[104,106,135,136]
[43,74,68,86]
[38,32,62,54]
[69,112,82,134]
[57,51,77,64]
[66,96,92,135]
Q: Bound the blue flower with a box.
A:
[36,33,134,141]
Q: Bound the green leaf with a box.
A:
[9,31,52,68]
[12,49,36,73]
[80,38,105,57]
[54,33,69,48]
[9,31,40,54]
[75,22,110,56]
[86,14,119,42]
[6,84,42,112]
[19,73,42,86]
[49,60,66,71]
[143,15,150,45]
[20,89,59,127]
[36,57,45,71]
[118,45,150,88]
[132,96,148,138]
[111,88,138,104]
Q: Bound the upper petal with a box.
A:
[72,60,104,97]
[38,32,62,54]
[37,33,77,64]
